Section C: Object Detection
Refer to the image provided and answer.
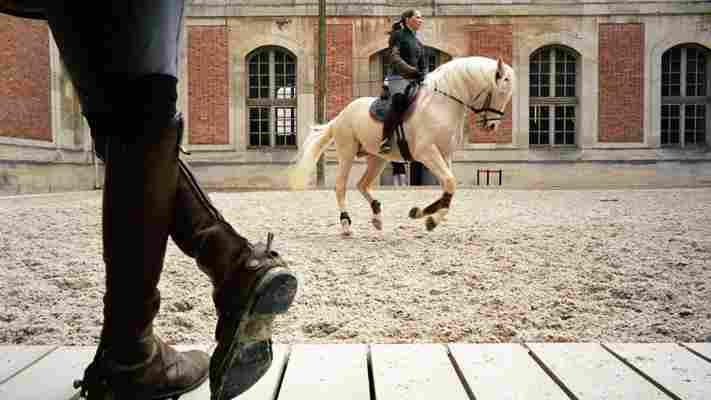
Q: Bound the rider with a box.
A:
[380,9,427,154]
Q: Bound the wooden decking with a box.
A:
[1,343,710,399]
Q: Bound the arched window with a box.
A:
[246,46,297,148]
[529,46,578,146]
[661,44,709,147]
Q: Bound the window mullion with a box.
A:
[680,103,686,147]
[680,49,687,146]
[681,48,687,98]
[269,50,276,146]
[549,50,556,144]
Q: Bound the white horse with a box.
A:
[289,56,515,235]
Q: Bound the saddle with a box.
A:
[368,83,420,123]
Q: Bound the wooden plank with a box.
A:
[0,346,57,385]
[0,346,96,400]
[449,343,568,400]
[527,343,668,400]
[370,344,469,400]
[605,343,711,400]
[684,343,711,362]
[279,344,369,400]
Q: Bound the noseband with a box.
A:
[432,84,505,128]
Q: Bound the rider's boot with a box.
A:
[75,75,209,399]
[89,111,297,400]
[380,93,406,154]
[171,149,298,400]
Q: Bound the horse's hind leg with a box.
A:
[357,155,387,230]
[335,158,355,236]
[410,146,456,231]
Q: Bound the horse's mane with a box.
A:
[424,56,498,101]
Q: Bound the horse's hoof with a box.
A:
[409,207,421,219]
[371,217,383,231]
[341,221,352,236]
[425,216,437,231]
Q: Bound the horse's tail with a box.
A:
[288,122,335,189]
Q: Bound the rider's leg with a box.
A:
[47,3,210,397]
[380,92,407,154]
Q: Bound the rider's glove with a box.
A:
[415,71,426,83]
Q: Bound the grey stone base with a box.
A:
[0,160,102,196]
[2,159,711,195]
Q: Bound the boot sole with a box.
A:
[150,369,209,400]
[210,268,297,400]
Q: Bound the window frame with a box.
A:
[529,46,580,148]
[245,46,298,150]
[660,44,710,148]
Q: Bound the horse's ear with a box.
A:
[496,57,504,81]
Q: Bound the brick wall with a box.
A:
[469,24,513,144]
[598,23,644,143]
[325,24,353,121]
[187,26,229,145]
[0,15,51,142]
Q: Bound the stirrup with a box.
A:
[379,139,392,154]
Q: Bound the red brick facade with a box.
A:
[325,24,353,121]
[469,24,513,144]
[187,26,229,145]
[0,15,51,142]
[598,23,644,142]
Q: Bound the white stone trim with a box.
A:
[186,18,227,26]
[647,15,711,148]
[0,136,58,149]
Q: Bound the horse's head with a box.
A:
[479,58,515,132]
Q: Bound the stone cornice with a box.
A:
[187,1,711,17]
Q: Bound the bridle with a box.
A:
[431,81,505,128]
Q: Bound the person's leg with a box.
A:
[380,92,406,154]
[65,2,297,398]
[47,3,210,399]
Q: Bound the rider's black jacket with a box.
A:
[0,1,47,20]
[387,26,426,80]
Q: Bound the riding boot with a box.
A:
[89,116,297,400]
[75,77,209,399]
[380,93,406,154]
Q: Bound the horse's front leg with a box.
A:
[410,147,456,231]
[357,155,387,230]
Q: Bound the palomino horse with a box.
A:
[289,56,515,235]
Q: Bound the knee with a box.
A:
[356,180,368,193]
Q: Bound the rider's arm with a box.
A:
[387,31,420,79]
[417,50,427,75]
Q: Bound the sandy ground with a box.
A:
[1,187,710,346]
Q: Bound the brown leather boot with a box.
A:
[75,114,209,399]
[75,331,209,399]
[90,117,297,400]
[170,156,297,400]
